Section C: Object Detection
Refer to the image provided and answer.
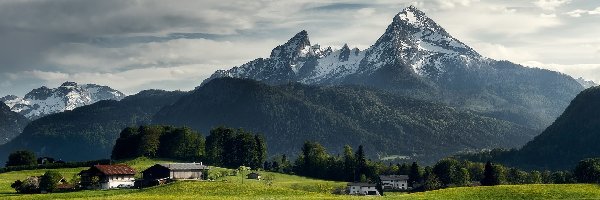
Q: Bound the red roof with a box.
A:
[93,164,136,175]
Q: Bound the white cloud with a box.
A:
[566,7,600,17]
[471,43,537,61]
[433,0,480,10]
[523,61,600,84]
[534,0,571,11]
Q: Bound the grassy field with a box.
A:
[1,158,600,199]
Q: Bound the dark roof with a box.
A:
[157,163,209,170]
[347,182,377,187]
[92,164,136,175]
[379,175,409,181]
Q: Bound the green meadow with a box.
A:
[2,157,600,200]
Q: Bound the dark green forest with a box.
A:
[112,125,267,169]
[457,86,600,170]
[154,78,536,164]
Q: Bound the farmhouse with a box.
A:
[142,163,209,181]
[247,172,261,180]
[347,182,380,196]
[380,175,409,190]
[78,164,136,190]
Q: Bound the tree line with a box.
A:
[262,141,600,192]
[111,125,267,169]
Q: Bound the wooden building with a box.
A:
[78,164,136,190]
[247,172,261,180]
[142,163,209,181]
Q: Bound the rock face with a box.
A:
[0,82,125,120]
[204,6,583,130]
[0,102,29,144]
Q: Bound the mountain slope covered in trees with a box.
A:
[0,102,29,145]
[154,78,536,163]
[514,86,600,169]
[457,86,600,170]
[205,6,583,131]
[0,90,186,164]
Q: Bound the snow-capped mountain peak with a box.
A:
[0,82,125,119]
[206,5,483,84]
[270,30,311,59]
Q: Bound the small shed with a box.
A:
[247,172,261,180]
[142,163,209,181]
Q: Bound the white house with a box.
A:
[79,164,136,189]
[380,175,409,190]
[347,182,380,196]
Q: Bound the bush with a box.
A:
[40,171,63,192]
[12,176,40,194]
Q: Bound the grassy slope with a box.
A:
[1,158,600,199]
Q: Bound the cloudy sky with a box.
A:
[1,0,599,96]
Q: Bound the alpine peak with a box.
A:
[270,30,311,59]
[60,81,78,87]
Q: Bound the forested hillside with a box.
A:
[154,78,536,163]
[457,86,600,170]
[0,102,29,145]
[0,90,187,164]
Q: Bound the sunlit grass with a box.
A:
[2,158,600,199]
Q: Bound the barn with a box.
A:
[142,163,209,181]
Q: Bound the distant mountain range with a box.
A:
[205,6,583,130]
[0,82,125,120]
[0,102,29,145]
[0,90,186,163]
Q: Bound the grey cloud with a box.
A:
[307,3,371,11]
[0,0,599,97]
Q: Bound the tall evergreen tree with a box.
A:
[355,145,367,181]
[481,161,501,186]
[408,162,423,186]
[343,145,355,181]
[254,134,267,169]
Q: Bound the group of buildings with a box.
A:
[78,162,210,190]
[76,162,407,196]
[347,175,409,196]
